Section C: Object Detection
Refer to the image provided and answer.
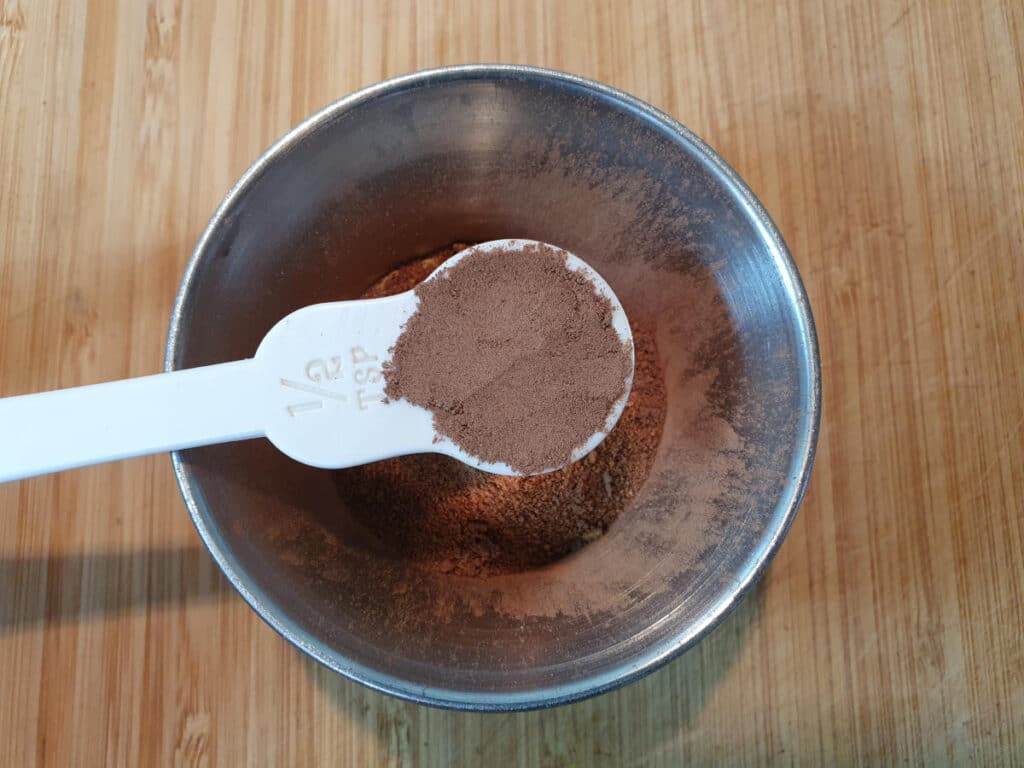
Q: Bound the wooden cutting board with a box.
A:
[1,1,1021,763]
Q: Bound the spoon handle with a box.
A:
[0,359,263,483]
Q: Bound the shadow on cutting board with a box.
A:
[0,547,228,631]
[305,580,764,765]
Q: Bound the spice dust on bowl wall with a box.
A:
[168,66,820,710]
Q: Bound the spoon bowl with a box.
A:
[259,237,634,475]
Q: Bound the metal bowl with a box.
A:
[167,65,820,710]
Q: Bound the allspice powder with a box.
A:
[384,241,633,474]
[334,244,668,576]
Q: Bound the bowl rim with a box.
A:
[165,63,822,712]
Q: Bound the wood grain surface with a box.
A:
[1,0,1022,764]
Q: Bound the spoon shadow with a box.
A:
[0,547,228,631]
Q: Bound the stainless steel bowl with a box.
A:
[167,65,820,710]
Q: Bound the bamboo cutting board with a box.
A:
[1,1,1021,764]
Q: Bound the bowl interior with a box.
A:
[169,69,817,709]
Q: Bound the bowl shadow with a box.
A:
[303,580,764,764]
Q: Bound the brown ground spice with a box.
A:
[333,244,668,576]
[384,241,632,474]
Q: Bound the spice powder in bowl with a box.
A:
[334,244,668,577]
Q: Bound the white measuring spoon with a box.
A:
[0,240,634,483]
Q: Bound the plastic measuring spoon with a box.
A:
[0,240,634,483]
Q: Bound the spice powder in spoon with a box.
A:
[383,241,633,475]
